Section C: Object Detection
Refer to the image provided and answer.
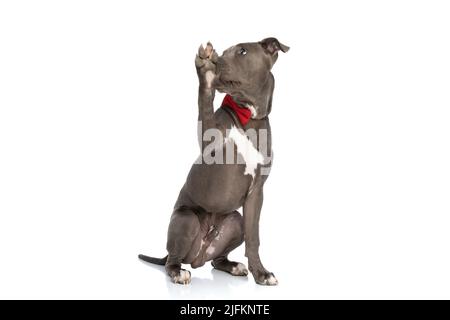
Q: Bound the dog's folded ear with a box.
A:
[259,37,290,55]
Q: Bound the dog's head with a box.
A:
[215,37,289,118]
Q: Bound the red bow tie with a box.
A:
[221,94,252,126]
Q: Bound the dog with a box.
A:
[139,38,289,285]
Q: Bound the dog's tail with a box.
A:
[138,254,168,265]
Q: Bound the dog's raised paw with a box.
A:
[195,43,217,88]
[172,269,191,285]
[203,42,214,59]
[195,42,218,70]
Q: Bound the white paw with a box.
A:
[231,263,248,276]
[262,274,278,286]
[172,269,191,285]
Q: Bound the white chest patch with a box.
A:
[247,104,257,118]
[226,126,264,178]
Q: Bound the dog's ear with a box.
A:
[259,37,290,55]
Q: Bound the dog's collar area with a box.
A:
[221,94,252,126]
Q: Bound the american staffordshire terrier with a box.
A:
[139,38,289,285]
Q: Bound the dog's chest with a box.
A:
[224,125,271,179]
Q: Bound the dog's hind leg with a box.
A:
[165,209,200,285]
[210,211,248,276]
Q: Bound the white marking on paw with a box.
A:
[264,275,278,285]
[226,126,264,178]
[231,263,248,276]
[205,70,215,88]
[173,270,191,285]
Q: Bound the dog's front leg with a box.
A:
[243,187,278,286]
[195,42,218,152]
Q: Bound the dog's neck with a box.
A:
[231,73,274,120]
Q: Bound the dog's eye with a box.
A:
[239,48,247,56]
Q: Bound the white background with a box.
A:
[1,0,449,299]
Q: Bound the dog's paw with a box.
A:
[195,42,218,68]
[171,269,191,285]
[252,270,278,286]
[195,42,218,88]
[231,263,249,276]
[212,259,248,277]
[260,273,278,286]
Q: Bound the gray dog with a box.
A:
[139,38,289,285]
